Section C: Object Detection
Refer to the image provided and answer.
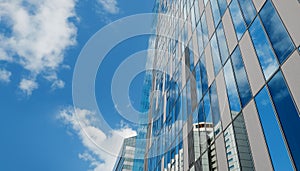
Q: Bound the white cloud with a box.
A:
[97,0,119,14]
[0,68,12,83]
[0,0,77,94]
[57,107,137,171]
[19,78,39,95]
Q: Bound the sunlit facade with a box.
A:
[145,0,300,171]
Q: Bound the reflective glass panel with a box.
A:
[217,0,227,17]
[230,46,252,107]
[209,81,222,136]
[229,0,246,40]
[260,0,295,64]
[255,87,294,171]
[195,62,203,103]
[216,22,229,64]
[194,0,201,24]
[223,60,241,118]
[268,71,300,170]
[201,12,209,47]
[196,21,204,55]
[210,0,221,27]
[249,17,278,80]
[237,0,256,26]
[211,33,222,75]
[200,55,208,94]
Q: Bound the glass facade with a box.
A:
[142,0,300,171]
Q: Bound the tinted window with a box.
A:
[218,0,227,17]
[211,34,222,75]
[210,81,222,136]
[196,23,204,55]
[210,0,221,27]
[230,46,252,107]
[268,71,300,170]
[229,0,246,40]
[223,60,241,118]
[201,12,209,47]
[200,55,208,94]
[195,62,203,103]
[216,22,229,64]
[255,87,294,171]
[260,0,295,64]
[249,17,278,80]
[237,0,256,26]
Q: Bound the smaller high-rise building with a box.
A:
[113,136,137,171]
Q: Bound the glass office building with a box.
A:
[113,136,138,171]
[144,0,300,170]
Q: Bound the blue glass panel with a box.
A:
[229,0,246,40]
[237,0,256,26]
[195,62,203,103]
[191,4,196,31]
[223,60,241,118]
[211,33,222,75]
[189,43,195,71]
[201,12,209,47]
[200,55,208,94]
[216,22,229,64]
[194,0,201,24]
[196,22,204,55]
[255,87,294,171]
[268,71,300,170]
[204,92,212,123]
[230,46,252,107]
[209,81,222,136]
[260,0,295,64]
[198,99,205,122]
[210,0,221,27]
[249,17,278,80]
[218,0,227,17]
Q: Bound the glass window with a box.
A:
[249,17,278,80]
[194,0,201,25]
[211,33,222,75]
[217,0,227,17]
[200,12,209,47]
[223,60,241,118]
[195,62,203,103]
[210,0,221,27]
[268,71,300,170]
[230,46,252,107]
[237,0,256,26]
[229,0,246,40]
[216,22,229,64]
[189,42,195,71]
[191,4,196,31]
[255,87,294,171]
[196,21,204,55]
[259,0,295,64]
[209,81,222,136]
[200,55,209,94]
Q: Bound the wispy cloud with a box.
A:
[57,107,136,171]
[97,0,119,14]
[0,0,77,94]
[19,78,39,96]
[0,68,12,83]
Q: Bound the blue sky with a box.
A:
[0,0,154,170]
